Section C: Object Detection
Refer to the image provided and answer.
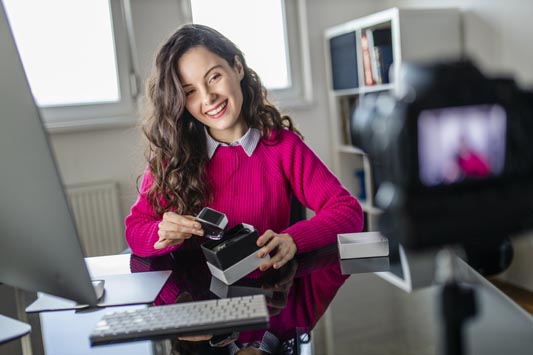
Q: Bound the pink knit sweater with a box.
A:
[125,129,363,257]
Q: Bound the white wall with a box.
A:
[47,0,533,290]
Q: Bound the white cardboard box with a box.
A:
[337,232,389,259]
[206,252,269,285]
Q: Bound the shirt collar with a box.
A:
[205,126,261,159]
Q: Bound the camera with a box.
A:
[352,60,533,250]
[196,207,228,240]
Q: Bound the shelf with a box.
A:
[325,7,462,233]
[331,88,361,97]
[331,83,394,97]
[337,145,365,155]
[360,201,383,215]
[358,83,394,94]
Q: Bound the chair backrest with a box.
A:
[290,196,306,225]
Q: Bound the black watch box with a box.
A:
[201,223,269,285]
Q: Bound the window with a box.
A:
[186,0,312,107]
[3,0,137,131]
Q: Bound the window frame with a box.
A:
[32,0,139,132]
[181,0,313,109]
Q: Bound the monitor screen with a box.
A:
[417,104,507,187]
[0,2,98,307]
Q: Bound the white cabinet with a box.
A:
[325,7,462,231]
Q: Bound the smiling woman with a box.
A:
[124,24,363,276]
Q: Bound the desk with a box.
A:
[2,244,532,355]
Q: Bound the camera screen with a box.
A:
[199,208,224,225]
[417,104,507,186]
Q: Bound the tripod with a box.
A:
[436,249,478,355]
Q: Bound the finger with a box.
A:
[257,236,280,258]
[266,244,296,270]
[157,228,193,241]
[159,221,203,237]
[154,238,173,249]
[164,213,203,230]
[260,252,283,271]
[256,230,275,247]
[269,253,288,270]
[154,233,192,249]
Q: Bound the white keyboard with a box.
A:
[89,295,269,345]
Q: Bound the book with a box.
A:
[371,28,393,84]
[366,29,382,85]
[378,45,393,83]
[329,31,358,90]
[360,33,375,86]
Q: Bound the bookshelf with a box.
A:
[325,7,462,232]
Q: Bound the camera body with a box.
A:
[352,60,533,250]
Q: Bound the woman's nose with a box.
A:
[203,90,216,106]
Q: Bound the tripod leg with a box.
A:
[440,282,477,355]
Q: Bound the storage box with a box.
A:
[201,223,269,285]
[337,232,389,259]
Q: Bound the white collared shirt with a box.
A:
[205,126,261,159]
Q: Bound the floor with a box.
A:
[489,277,533,315]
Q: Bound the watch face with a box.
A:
[198,208,224,225]
[196,208,228,240]
[203,225,224,240]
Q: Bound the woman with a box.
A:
[125,24,363,271]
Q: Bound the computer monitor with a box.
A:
[0,1,99,310]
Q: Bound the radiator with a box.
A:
[65,181,126,257]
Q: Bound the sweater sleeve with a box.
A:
[124,168,182,257]
[281,131,364,252]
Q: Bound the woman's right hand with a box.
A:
[153,212,204,249]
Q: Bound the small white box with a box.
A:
[337,232,389,259]
[206,252,269,285]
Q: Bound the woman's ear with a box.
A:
[234,55,245,80]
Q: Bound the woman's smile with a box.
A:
[205,99,228,118]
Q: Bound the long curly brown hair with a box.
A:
[142,24,300,216]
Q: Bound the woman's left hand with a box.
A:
[256,230,297,271]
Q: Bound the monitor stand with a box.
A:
[92,280,105,301]
[25,270,172,313]
[0,314,31,344]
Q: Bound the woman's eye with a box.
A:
[209,73,221,83]
[184,89,195,96]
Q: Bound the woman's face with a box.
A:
[178,46,246,143]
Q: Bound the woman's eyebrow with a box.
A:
[182,64,223,88]
[203,65,223,79]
